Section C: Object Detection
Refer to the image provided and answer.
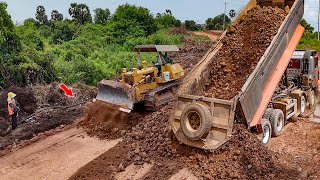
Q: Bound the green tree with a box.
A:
[206,13,231,30]
[51,21,76,44]
[185,20,198,31]
[110,4,157,37]
[94,8,110,25]
[155,10,180,29]
[68,3,92,25]
[51,10,63,22]
[0,2,21,55]
[301,19,314,33]
[35,6,48,25]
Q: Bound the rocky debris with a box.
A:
[123,104,177,165]
[202,6,287,100]
[177,124,299,179]
[170,37,213,71]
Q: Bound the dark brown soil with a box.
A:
[0,83,96,150]
[71,104,185,180]
[71,103,300,180]
[79,101,147,140]
[70,141,129,180]
[0,106,83,150]
[170,36,213,71]
[268,118,320,179]
[176,124,299,179]
[202,6,287,100]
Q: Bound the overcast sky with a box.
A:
[3,0,320,29]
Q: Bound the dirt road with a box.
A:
[0,127,120,180]
[268,118,320,179]
[191,31,222,42]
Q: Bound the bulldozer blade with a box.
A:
[96,80,135,111]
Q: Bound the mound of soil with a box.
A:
[202,6,287,100]
[80,100,148,140]
[80,101,129,139]
[71,103,298,179]
[170,37,213,71]
[177,124,298,179]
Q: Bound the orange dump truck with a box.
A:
[171,0,318,151]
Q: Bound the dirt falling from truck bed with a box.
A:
[202,6,288,100]
[80,101,148,139]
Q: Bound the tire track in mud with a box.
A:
[0,128,120,180]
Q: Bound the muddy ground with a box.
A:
[0,83,96,151]
[202,6,288,100]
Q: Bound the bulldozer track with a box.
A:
[144,81,181,110]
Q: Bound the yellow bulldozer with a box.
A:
[97,45,184,112]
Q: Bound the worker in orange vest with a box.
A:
[7,92,20,130]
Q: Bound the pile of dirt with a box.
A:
[202,6,288,100]
[80,101,128,139]
[123,104,177,165]
[169,26,188,35]
[170,37,213,71]
[176,124,298,179]
[121,104,299,179]
[71,103,185,179]
[71,103,299,179]
[80,100,149,140]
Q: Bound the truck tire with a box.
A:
[299,95,306,116]
[262,108,273,120]
[308,90,316,110]
[261,118,272,145]
[180,103,212,140]
[269,109,284,137]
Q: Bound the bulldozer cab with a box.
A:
[133,45,180,68]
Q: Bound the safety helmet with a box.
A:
[7,92,16,98]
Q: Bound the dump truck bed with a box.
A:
[172,0,305,150]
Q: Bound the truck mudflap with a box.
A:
[172,94,239,151]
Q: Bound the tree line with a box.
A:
[0,2,236,87]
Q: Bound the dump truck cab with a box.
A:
[287,50,319,88]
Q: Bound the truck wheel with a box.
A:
[308,90,316,110]
[261,118,272,145]
[180,103,212,140]
[262,108,273,120]
[269,109,284,137]
[299,95,306,116]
